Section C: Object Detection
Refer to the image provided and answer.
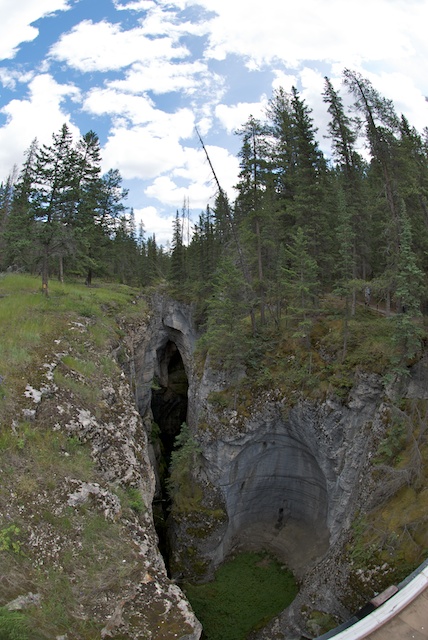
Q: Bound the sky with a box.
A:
[0,0,428,246]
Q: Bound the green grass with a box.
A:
[183,552,298,640]
[0,273,144,422]
[0,273,150,638]
[0,606,30,640]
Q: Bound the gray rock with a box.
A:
[6,592,41,610]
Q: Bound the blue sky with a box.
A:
[1,0,428,246]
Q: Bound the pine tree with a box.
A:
[344,69,403,312]
[170,210,186,292]
[31,123,76,294]
[395,116,428,276]
[323,76,370,298]
[69,131,104,284]
[4,140,39,271]
[392,202,426,368]
[199,256,253,377]
[289,87,332,271]
[333,186,357,359]
[235,115,273,325]
[279,226,319,324]
[267,87,333,279]
[0,169,17,270]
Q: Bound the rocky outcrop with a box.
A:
[168,373,382,584]
[129,292,198,420]
[125,294,428,639]
[10,311,202,640]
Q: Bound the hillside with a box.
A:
[0,274,201,640]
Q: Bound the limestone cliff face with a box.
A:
[129,296,379,578]
[127,294,428,639]
[190,374,383,578]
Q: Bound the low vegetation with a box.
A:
[0,273,148,639]
[183,551,298,640]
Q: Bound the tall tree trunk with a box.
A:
[58,256,64,283]
[386,289,391,317]
[255,217,265,325]
[42,245,49,297]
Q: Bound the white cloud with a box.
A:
[360,70,428,133]
[272,71,298,93]
[0,0,71,60]
[83,88,156,124]
[142,142,239,209]
[101,116,195,180]
[189,0,428,70]
[202,144,240,196]
[134,205,175,246]
[0,73,80,178]
[110,59,209,95]
[145,175,211,209]
[0,67,34,90]
[49,19,189,72]
[215,99,269,133]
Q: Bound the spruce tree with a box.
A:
[31,123,76,294]
[200,256,253,377]
[235,115,272,325]
[170,210,187,292]
[4,139,39,272]
[71,130,103,284]
[392,202,426,369]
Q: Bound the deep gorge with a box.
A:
[129,294,416,638]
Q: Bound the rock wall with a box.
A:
[131,292,198,420]
[183,374,383,581]
[128,295,428,639]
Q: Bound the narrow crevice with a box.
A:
[150,341,188,574]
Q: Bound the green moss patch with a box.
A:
[182,551,298,640]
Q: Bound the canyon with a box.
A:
[124,294,428,638]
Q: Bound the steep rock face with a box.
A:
[131,293,197,421]
[128,295,428,639]
[182,374,383,581]
[130,296,382,582]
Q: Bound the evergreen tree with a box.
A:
[323,76,370,295]
[71,130,103,284]
[395,116,428,276]
[0,169,17,270]
[333,186,357,359]
[288,87,332,272]
[392,202,426,368]
[279,226,319,324]
[3,139,39,271]
[344,69,402,312]
[111,210,140,284]
[235,115,273,325]
[267,87,334,280]
[199,256,253,377]
[170,210,187,292]
[31,123,76,294]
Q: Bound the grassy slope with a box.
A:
[0,274,151,639]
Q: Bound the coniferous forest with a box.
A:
[1,70,428,376]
